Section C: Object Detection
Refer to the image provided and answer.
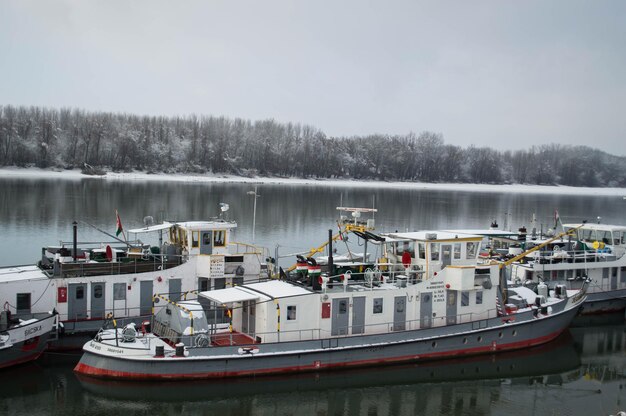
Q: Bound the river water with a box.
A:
[0,177,624,415]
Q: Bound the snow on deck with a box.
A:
[245,280,312,298]
[0,265,48,283]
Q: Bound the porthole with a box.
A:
[477,336,482,343]
[431,341,437,348]
[512,330,517,337]
[498,331,503,338]
[463,337,468,344]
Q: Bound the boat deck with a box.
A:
[211,331,257,346]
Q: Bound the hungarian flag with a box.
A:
[116,210,123,237]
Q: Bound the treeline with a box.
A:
[1,105,625,187]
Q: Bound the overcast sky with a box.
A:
[1,1,625,155]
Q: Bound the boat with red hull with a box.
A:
[75,227,587,380]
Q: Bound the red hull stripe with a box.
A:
[0,351,43,369]
[74,329,564,380]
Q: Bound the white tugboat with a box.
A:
[75,226,587,380]
[0,209,270,349]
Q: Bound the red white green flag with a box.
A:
[116,210,123,237]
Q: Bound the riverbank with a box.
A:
[2,166,626,196]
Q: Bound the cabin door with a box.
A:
[446,290,457,325]
[331,298,349,336]
[420,292,432,328]
[393,296,406,331]
[200,231,213,255]
[442,244,452,267]
[169,278,182,302]
[139,281,153,316]
[90,282,106,319]
[248,301,256,336]
[68,283,87,320]
[242,301,249,334]
[611,268,618,290]
[351,296,366,334]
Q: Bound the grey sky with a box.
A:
[1,1,625,154]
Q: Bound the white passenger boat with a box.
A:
[75,229,587,380]
[0,213,269,349]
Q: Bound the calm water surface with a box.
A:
[0,177,624,415]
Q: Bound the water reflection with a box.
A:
[0,321,624,416]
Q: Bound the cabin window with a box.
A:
[373,298,383,314]
[94,285,103,299]
[418,243,426,259]
[599,231,611,245]
[76,286,84,299]
[621,267,626,284]
[16,293,31,314]
[397,241,414,256]
[466,242,477,259]
[202,232,211,246]
[113,283,126,300]
[213,230,226,247]
[453,243,461,260]
[461,291,470,307]
[339,300,348,314]
[287,305,297,321]
[430,243,440,261]
[475,291,483,305]
[192,231,199,248]
[581,229,594,242]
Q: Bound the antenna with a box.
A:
[219,203,230,219]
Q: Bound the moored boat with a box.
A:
[469,222,626,314]
[74,228,587,380]
[0,209,270,350]
[0,310,58,369]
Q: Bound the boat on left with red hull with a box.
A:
[0,310,58,369]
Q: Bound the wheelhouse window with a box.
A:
[213,230,225,247]
[418,243,426,259]
[287,305,297,321]
[461,291,470,307]
[475,291,483,305]
[16,293,31,314]
[430,243,440,261]
[453,243,461,260]
[373,298,383,314]
[466,242,477,259]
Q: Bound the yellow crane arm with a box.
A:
[500,222,587,268]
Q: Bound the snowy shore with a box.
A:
[2,167,626,196]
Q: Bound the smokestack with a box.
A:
[73,221,78,262]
